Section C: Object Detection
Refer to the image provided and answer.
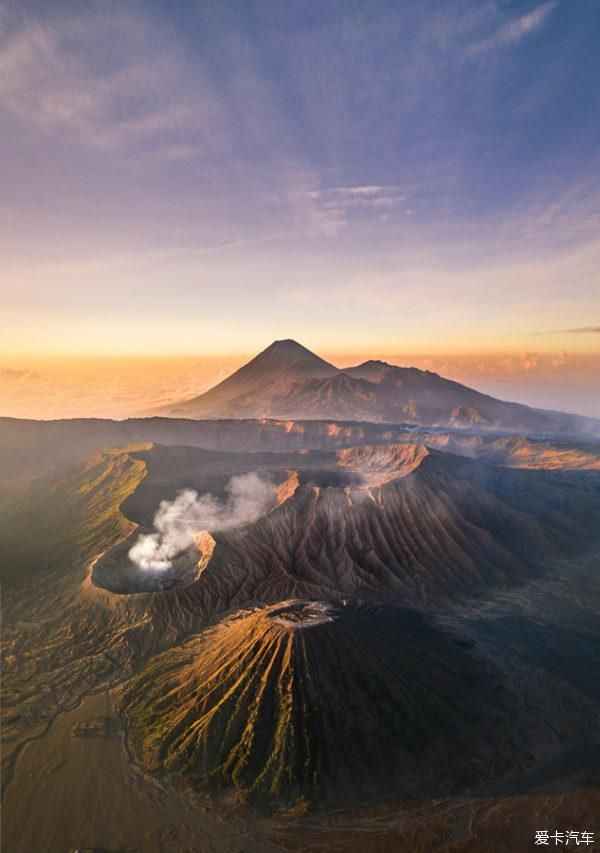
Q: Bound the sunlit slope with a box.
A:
[0,448,147,585]
[121,601,514,809]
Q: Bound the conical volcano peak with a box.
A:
[266,338,315,355]
[164,338,338,418]
[121,600,516,810]
[256,338,335,369]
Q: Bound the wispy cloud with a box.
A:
[501,2,558,44]
[332,185,384,197]
[548,326,600,334]
[294,183,408,235]
[468,1,559,56]
[0,12,225,156]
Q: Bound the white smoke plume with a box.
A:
[128,472,272,570]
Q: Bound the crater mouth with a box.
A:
[268,599,340,628]
[91,530,215,595]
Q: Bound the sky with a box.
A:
[0,0,599,414]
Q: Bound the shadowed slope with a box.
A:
[121,601,515,809]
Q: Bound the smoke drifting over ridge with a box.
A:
[128,473,272,570]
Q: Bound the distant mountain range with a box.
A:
[160,339,599,436]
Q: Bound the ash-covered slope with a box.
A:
[162,341,600,437]
[86,443,600,632]
[121,600,515,809]
[195,446,600,610]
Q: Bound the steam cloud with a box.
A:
[128,472,272,570]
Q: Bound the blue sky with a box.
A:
[0,0,599,355]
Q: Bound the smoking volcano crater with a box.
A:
[91,466,296,595]
[120,600,518,810]
[92,530,215,594]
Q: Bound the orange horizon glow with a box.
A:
[1,347,599,422]
[1,336,599,362]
